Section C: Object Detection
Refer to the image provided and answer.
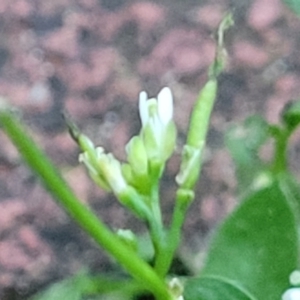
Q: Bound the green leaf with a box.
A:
[184,277,256,300]
[225,115,270,192]
[225,115,269,166]
[278,173,300,249]
[283,0,300,16]
[201,181,299,300]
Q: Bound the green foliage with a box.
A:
[225,115,270,194]
[282,100,300,131]
[283,0,300,16]
[184,277,255,300]
[200,181,298,300]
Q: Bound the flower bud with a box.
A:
[79,151,111,191]
[80,146,129,195]
[97,150,128,195]
[126,136,148,176]
[122,162,151,195]
[139,87,177,167]
[121,163,134,184]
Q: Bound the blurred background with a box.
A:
[1,0,300,299]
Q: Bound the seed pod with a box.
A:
[187,79,217,149]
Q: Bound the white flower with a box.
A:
[139,87,173,127]
[282,288,300,300]
[138,87,176,163]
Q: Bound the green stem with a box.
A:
[148,180,165,268]
[271,126,291,174]
[273,134,288,173]
[0,109,171,300]
[154,190,193,277]
[151,181,163,230]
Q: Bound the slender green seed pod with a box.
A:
[187,79,218,149]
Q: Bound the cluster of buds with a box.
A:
[69,77,217,220]
[73,87,177,218]
[123,87,176,194]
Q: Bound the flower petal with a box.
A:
[157,87,173,125]
[139,91,148,126]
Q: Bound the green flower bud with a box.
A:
[122,162,151,195]
[121,163,134,184]
[80,146,129,195]
[164,121,177,160]
[142,120,160,160]
[97,150,128,195]
[126,136,148,176]
[79,151,111,191]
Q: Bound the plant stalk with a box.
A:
[0,109,171,300]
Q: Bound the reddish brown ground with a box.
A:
[1,0,300,299]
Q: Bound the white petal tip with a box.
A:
[157,87,173,123]
[139,91,149,126]
[159,87,172,99]
[139,91,147,102]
